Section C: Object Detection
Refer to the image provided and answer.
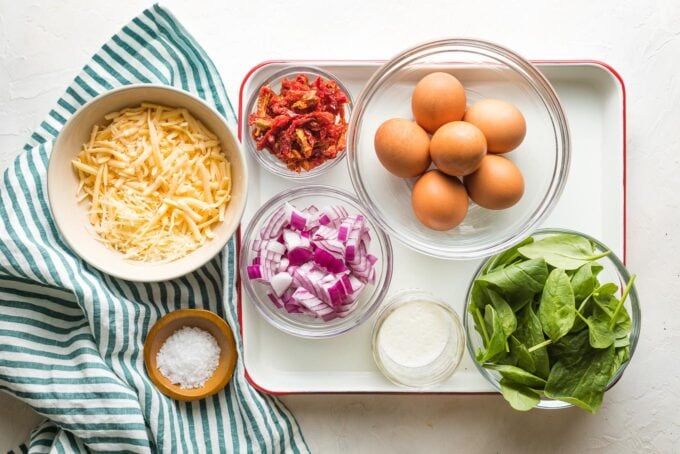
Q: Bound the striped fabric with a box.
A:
[0,5,308,453]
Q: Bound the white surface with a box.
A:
[0,0,678,452]
[240,61,624,393]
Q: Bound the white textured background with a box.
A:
[1,0,678,452]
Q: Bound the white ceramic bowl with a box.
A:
[47,84,248,282]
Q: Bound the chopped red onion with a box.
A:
[247,203,379,321]
[267,292,284,308]
[270,272,293,297]
[288,247,314,266]
[247,265,262,280]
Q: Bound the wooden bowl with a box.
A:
[144,309,237,401]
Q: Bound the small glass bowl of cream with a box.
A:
[371,289,465,388]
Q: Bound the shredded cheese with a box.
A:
[72,103,232,262]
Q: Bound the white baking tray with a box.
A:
[236,60,626,394]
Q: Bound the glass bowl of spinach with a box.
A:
[463,228,640,412]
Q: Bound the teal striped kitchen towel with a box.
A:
[0,4,309,453]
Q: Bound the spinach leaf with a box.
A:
[548,329,590,366]
[569,316,587,335]
[614,336,630,348]
[518,234,610,270]
[515,298,533,313]
[514,304,550,379]
[485,237,534,273]
[584,311,616,349]
[571,262,603,302]
[611,346,630,375]
[470,304,490,347]
[510,335,536,374]
[476,258,548,307]
[595,282,618,296]
[593,294,632,339]
[487,289,517,338]
[469,283,492,343]
[475,305,509,363]
[499,379,540,411]
[608,274,636,330]
[544,344,616,413]
[468,282,492,345]
[497,354,519,366]
[571,282,622,338]
[485,364,547,388]
[469,281,491,312]
[538,268,576,341]
[569,263,603,333]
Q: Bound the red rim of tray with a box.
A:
[236,59,627,396]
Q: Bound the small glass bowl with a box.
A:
[240,185,393,338]
[371,289,465,387]
[244,65,353,180]
[347,38,571,260]
[463,228,641,410]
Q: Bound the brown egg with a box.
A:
[464,155,524,210]
[411,72,466,134]
[374,118,431,178]
[412,170,469,230]
[430,121,487,177]
[463,99,526,153]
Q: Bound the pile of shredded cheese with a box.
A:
[72,103,232,262]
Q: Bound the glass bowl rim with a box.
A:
[462,227,641,410]
[244,65,354,180]
[346,37,571,260]
[239,184,394,338]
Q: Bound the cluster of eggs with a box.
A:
[374,72,526,231]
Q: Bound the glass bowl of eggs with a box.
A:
[346,39,570,260]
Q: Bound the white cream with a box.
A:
[375,300,460,386]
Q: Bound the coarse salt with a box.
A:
[156,326,221,389]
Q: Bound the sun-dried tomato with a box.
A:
[248,74,349,172]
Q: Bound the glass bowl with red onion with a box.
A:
[240,185,393,338]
